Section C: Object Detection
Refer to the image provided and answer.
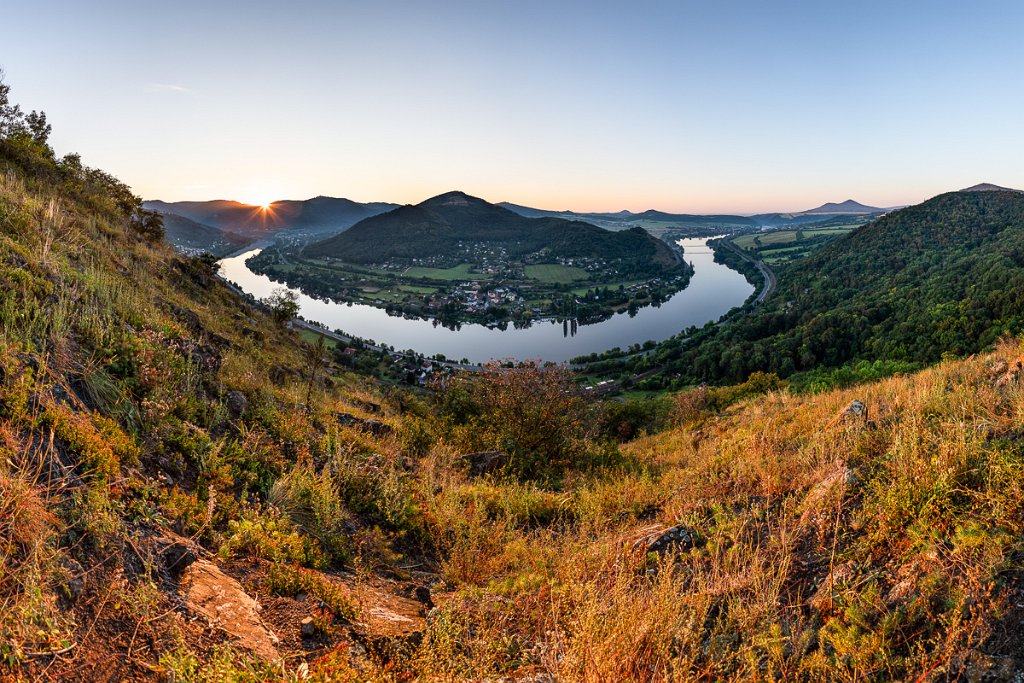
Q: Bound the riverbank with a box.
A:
[217,238,754,364]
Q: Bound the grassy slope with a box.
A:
[415,346,1024,681]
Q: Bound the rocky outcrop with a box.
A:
[180,559,281,662]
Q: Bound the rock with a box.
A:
[334,411,358,427]
[364,419,390,436]
[168,303,203,333]
[842,400,866,418]
[459,451,510,476]
[401,457,416,472]
[225,390,248,417]
[154,534,200,576]
[357,400,382,414]
[333,412,392,436]
[181,558,281,661]
[632,525,697,554]
[59,558,85,604]
[301,617,316,638]
[413,586,433,608]
[989,359,1008,377]
[189,344,222,373]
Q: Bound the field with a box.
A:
[524,263,590,283]
[402,263,477,280]
[732,225,858,264]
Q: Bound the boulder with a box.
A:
[842,400,866,418]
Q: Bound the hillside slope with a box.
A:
[160,212,251,256]
[306,190,680,270]
[639,189,1024,385]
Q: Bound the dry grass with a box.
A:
[406,341,1024,681]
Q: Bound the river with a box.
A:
[217,238,753,363]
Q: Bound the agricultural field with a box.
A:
[732,225,858,265]
[524,263,590,283]
[403,263,478,280]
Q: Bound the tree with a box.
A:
[263,287,300,324]
[303,335,328,410]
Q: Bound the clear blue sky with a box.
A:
[3,0,1023,212]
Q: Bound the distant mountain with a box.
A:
[498,202,757,230]
[960,182,1022,193]
[143,196,397,241]
[160,213,251,256]
[633,210,757,226]
[797,199,885,215]
[306,191,681,272]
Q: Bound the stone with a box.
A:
[158,540,198,577]
[225,390,248,417]
[459,451,510,476]
[843,400,866,417]
[633,525,697,554]
[181,558,281,661]
[364,419,390,436]
[413,585,433,608]
[301,617,316,638]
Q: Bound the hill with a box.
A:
[961,182,1022,193]
[144,196,397,242]
[306,190,680,271]
[633,188,1024,386]
[798,198,885,214]
[160,211,251,256]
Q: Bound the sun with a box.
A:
[239,192,277,211]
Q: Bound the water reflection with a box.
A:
[218,238,753,363]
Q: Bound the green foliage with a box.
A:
[596,396,672,441]
[438,362,600,480]
[220,511,326,567]
[635,191,1024,386]
[265,563,358,621]
[788,358,920,394]
[262,286,299,324]
[673,371,784,423]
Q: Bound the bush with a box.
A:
[438,361,597,480]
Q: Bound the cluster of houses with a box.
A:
[426,281,523,314]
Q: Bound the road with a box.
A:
[716,239,776,304]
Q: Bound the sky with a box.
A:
[3,0,1024,213]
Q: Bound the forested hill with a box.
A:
[304,190,680,270]
[647,188,1024,384]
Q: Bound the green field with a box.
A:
[402,263,477,280]
[298,328,338,349]
[732,226,856,251]
[524,263,591,284]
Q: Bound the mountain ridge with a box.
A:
[304,190,681,271]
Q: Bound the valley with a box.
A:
[246,191,693,326]
[4,46,1024,683]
